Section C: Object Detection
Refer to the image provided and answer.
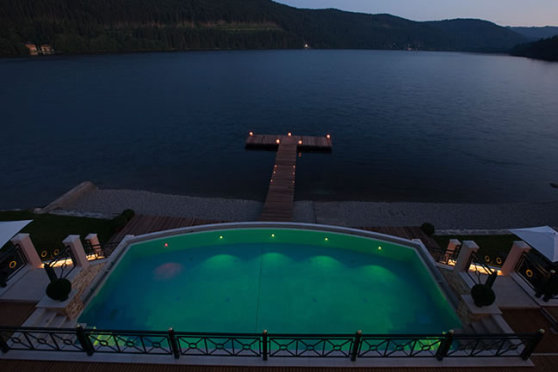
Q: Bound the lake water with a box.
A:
[1,50,558,209]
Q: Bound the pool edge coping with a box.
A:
[78,222,461,328]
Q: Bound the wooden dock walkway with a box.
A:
[246,133,332,222]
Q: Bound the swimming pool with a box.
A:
[79,225,461,334]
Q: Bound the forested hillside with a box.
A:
[509,26,558,41]
[0,0,527,56]
[511,36,558,61]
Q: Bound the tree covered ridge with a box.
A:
[0,0,528,56]
[511,36,558,61]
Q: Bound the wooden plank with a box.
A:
[502,308,558,353]
[357,226,441,258]
[259,141,298,222]
[3,356,558,372]
[0,301,37,326]
[107,215,221,245]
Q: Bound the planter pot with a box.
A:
[471,284,496,307]
[46,278,72,301]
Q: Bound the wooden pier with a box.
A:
[245,132,332,152]
[245,132,332,222]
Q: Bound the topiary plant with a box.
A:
[46,278,72,301]
[122,209,135,221]
[420,222,435,236]
[471,284,496,307]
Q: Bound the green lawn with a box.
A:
[434,234,519,266]
[0,210,116,258]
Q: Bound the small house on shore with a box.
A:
[24,43,38,56]
[24,43,54,56]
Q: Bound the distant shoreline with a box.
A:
[0,48,517,61]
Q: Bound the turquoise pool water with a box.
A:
[79,228,461,334]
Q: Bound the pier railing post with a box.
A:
[521,329,545,360]
[501,241,530,276]
[76,325,94,356]
[262,330,268,361]
[350,330,362,361]
[11,233,42,268]
[63,235,89,268]
[168,328,180,359]
[436,329,454,361]
[454,241,479,272]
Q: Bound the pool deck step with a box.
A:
[21,308,46,327]
[21,308,72,328]
[48,314,69,328]
[463,314,513,335]
[470,319,489,334]
[60,318,77,329]
[480,316,503,334]
[34,309,58,328]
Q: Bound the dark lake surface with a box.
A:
[1,50,558,209]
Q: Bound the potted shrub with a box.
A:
[471,284,496,307]
[420,222,435,236]
[122,209,135,221]
[46,278,72,301]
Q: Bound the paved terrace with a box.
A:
[2,216,558,369]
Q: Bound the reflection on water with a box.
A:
[2,50,558,207]
[153,262,183,280]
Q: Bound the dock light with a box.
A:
[326,134,331,140]
[275,139,280,144]
[164,243,169,247]
[298,140,303,145]
[249,131,254,136]
[288,132,292,136]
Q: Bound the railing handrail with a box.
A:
[0,325,544,362]
[83,240,119,259]
[465,251,496,285]
[516,251,558,300]
[0,242,17,256]
[0,324,540,338]
[43,245,76,280]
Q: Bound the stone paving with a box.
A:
[60,187,558,229]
